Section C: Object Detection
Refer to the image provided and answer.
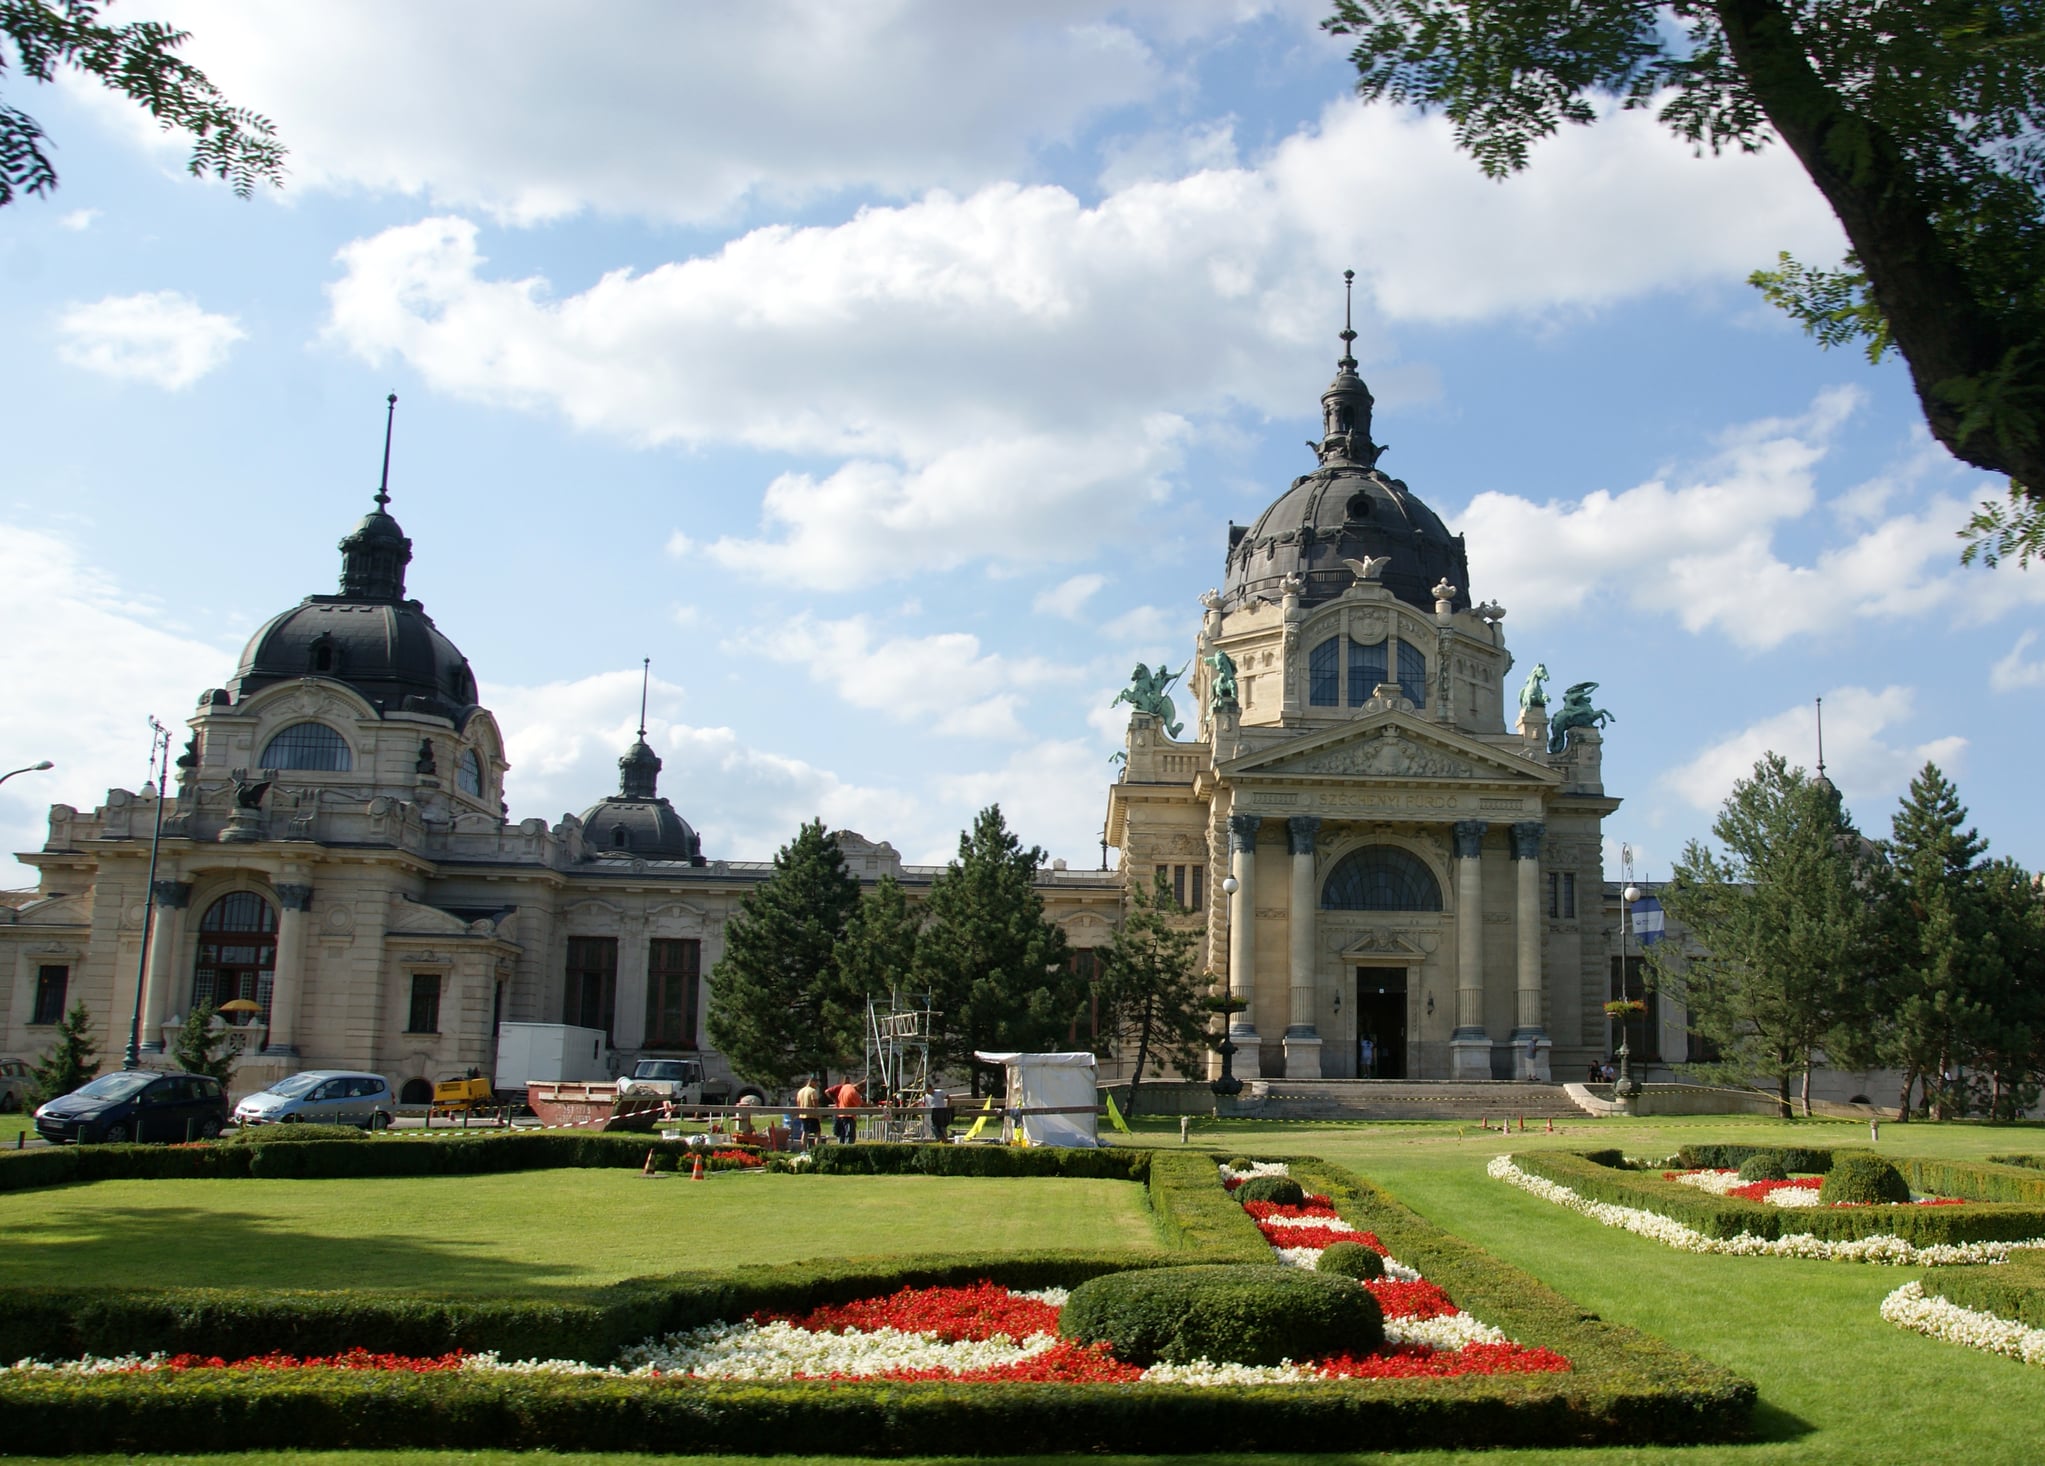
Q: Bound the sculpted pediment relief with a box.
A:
[1268,728,1477,780]
[1336,925,1438,958]
[387,899,472,935]
[1224,712,1554,786]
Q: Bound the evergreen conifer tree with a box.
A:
[172,1002,236,1084]
[1968,857,2045,1120]
[1655,754,1878,1117]
[1879,763,1996,1119]
[912,806,1078,1094]
[833,875,923,1074]
[1095,868,1209,1116]
[705,820,863,1089]
[29,1000,100,1106]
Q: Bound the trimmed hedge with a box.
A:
[1316,1239,1385,1280]
[1146,1151,1274,1264]
[1516,1149,2045,1245]
[221,1125,367,1144]
[1988,1153,2045,1172]
[1818,1155,1909,1206]
[1921,1251,2045,1330]
[1677,1144,1836,1173]
[1232,1173,1306,1206]
[1735,1152,1790,1183]
[807,1143,1148,1181]
[1060,1264,1383,1365]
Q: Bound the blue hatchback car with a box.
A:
[34,1070,230,1144]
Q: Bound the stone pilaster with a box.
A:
[1509,821,1552,1081]
[140,879,191,1051]
[1450,818,1491,1079]
[1281,815,1322,1078]
[1226,812,1262,1080]
[265,883,313,1055]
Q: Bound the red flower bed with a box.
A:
[839,1339,1144,1384]
[1725,1177,1823,1203]
[1366,1278,1458,1320]
[155,1349,467,1373]
[1253,1222,1387,1252]
[760,1281,1060,1342]
[710,1149,763,1167]
[1318,1342,1570,1379]
[1241,1200,1341,1221]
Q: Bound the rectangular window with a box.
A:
[1190,865,1204,913]
[406,973,441,1034]
[30,965,68,1025]
[1396,638,1427,708]
[1309,637,1339,706]
[564,936,619,1040]
[1547,872,1578,918]
[1172,864,1187,910]
[644,938,701,1049]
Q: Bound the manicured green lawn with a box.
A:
[0,1171,1159,1293]
[12,1114,2045,1464]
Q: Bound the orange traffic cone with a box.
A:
[691,1153,705,1182]
[1546,1116,1554,1133]
[641,1149,657,1177]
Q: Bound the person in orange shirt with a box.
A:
[833,1077,863,1144]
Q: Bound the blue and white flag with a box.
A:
[1630,894,1666,945]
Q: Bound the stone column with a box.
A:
[266,883,313,1054]
[1281,815,1323,1079]
[140,880,191,1051]
[1226,812,1262,1080]
[1449,819,1492,1080]
[1509,821,1552,1081]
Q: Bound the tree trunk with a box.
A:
[1715,0,2045,493]
[1896,1069,1916,1122]
[1776,1071,1794,1120]
[1127,999,1154,1121]
[1800,1062,1812,1118]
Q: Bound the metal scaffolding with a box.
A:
[864,990,937,1140]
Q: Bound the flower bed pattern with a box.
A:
[1667,1169,1962,1209]
[1494,1156,2040,1265]
[1881,1280,2045,1366]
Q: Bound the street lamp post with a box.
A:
[123,719,173,1071]
[1211,874,1243,1097]
[1614,882,1643,1099]
[0,760,54,788]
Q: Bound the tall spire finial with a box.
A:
[638,657,650,740]
[375,393,398,511]
[1815,695,1827,778]
[1338,269,1357,369]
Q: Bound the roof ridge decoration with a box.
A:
[1223,712,1558,784]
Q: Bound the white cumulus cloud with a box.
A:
[1991,631,2045,693]
[55,291,246,390]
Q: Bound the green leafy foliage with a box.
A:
[1679,1144,1835,1175]
[1094,868,1210,1114]
[1922,1251,2045,1330]
[1817,1155,1911,1206]
[170,1003,235,1086]
[910,806,1078,1089]
[1232,1173,1306,1206]
[0,0,286,206]
[1060,1263,1384,1365]
[219,1124,367,1144]
[1316,1239,1385,1280]
[1959,483,2045,568]
[832,873,921,1031]
[1321,0,2045,540]
[1651,754,1881,1117]
[27,1001,97,1107]
[705,820,864,1089]
[1736,1151,1791,1183]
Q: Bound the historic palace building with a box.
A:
[1,459,1119,1102]
[1105,302,1619,1085]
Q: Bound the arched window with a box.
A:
[259,722,352,772]
[1347,637,1387,707]
[457,748,484,797]
[192,892,278,1025]
[1309,637,1339,706]
[1322,846,1443,912]
[399,1077,434,1105]
[1397,639,1427,708]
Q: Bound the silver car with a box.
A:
[235,1070,394,1129]
[0,1058,31,1113]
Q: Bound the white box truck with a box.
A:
[493,1022,611,1096]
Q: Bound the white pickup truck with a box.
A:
[615,1057,708,1103]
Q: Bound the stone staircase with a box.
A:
[1247,1079,1589,1122]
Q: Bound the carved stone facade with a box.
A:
[1106,315,1619,1085]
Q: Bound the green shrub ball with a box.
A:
[1316,1240,1385,1281]
[1226,1156,1255,1173]
[1233,1173,1306,1206]
[1737,1151,1791,1183]
[1060,1264,1383,1365]
[1819,1154,1912,1206]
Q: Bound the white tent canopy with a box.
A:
[973,1051,1099,1148]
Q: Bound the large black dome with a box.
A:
[1224,288,1470,616]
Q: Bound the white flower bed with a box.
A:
[1881,1281,2045,1366]
[1673,1169,1746,1196]
[1488,1156,2045,1266]
[620,1321,1059,1379]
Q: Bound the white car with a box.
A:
[616,1058,705,1102]
[0,1058,31,1113]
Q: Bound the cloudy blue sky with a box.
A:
[4,0,2040,889]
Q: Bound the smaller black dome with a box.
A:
[578,735,705,863]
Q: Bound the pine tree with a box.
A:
[705,820,863,1090]
[912,806,1078,1095]
[1656,754,1878,1117]
[1879,764,1996,1119]
[1095,868,1209,1116]
[172,1002,236,1085]
[29,1001,100,1106]
[833,874,923,1075]
[1967,858,2045,1120]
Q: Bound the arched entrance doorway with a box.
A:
[1324,845,1442,1081]
[192,891,277,1028]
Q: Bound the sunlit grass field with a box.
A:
[9,1112,2045,1464]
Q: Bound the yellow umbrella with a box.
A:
[218,999,262,1014]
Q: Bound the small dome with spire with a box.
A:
[577,661,705,864]
[1222,272,1470,616]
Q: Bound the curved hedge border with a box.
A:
[0,1150,1754,1454]
[1515,1149,2045,1244]
[1920,1251,2045,1330]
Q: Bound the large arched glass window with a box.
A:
[457,748,484,797]
[1322,846,1443,911]
[1397,639,1427,707]
[1347,638,1387,707]
[259,722,352,772]
[192,892,278,1025]
[1309,637,1339,706]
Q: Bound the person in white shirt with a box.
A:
[923,1084,951,1142]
